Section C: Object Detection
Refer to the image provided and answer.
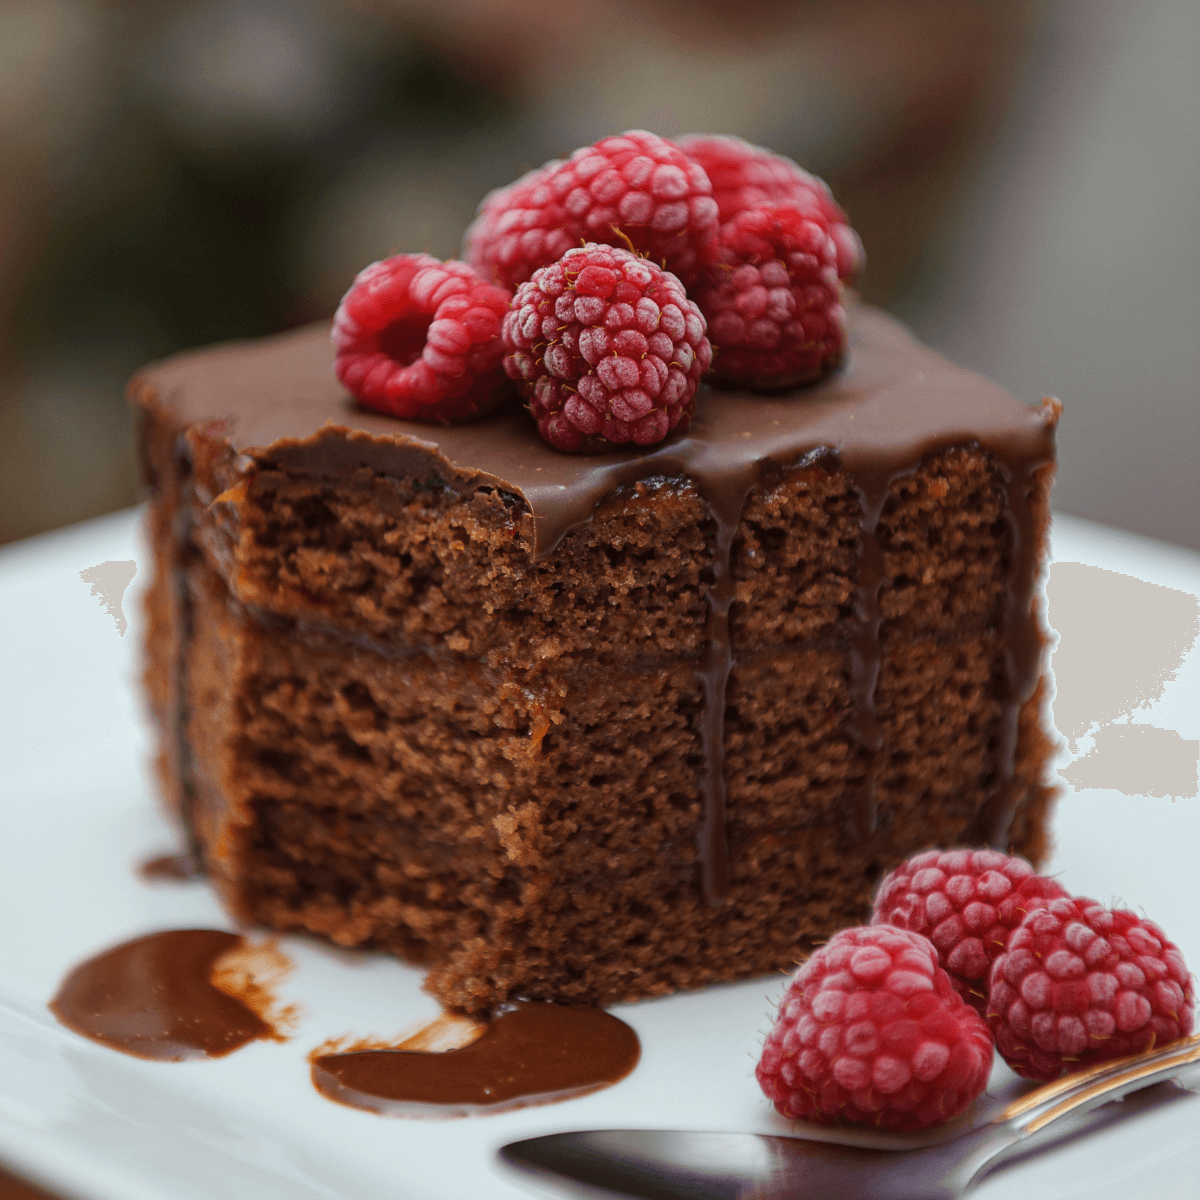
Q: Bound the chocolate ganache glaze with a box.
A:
[311,1003,640,1118]
[135,305,1059,903]
[49,930,278,1060]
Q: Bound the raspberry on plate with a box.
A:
[464,131,719,291]
[988,896,1195,1081]
[333,254,513,423]
[872,848,1069,1015]
[501,244,711,453]
[677,133,864,280]
[697,202,846,392]
[756,926,993,1132]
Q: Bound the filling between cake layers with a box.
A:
[135,307,1060,1012]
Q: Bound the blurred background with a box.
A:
[0,0,1196,549]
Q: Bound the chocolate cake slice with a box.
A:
[133,305,1059,1013]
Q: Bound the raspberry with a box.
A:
[872,849,1069,1016]
[464,131,719,291]
[756,927,993,1132]
[502,244,711,453]
[988,897,1194,1081]
[333,254,512,423]
[697,203,846,391]
[677,133,863,281]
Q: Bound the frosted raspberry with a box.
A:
[333,254,512,423]
[988,897,1194,1082]
[464,131,719,291]
[756,927,993,1132]
[872,849,1069,1016]
[677,133,863,280]
[502,244,710,454]
[697,203,846,391]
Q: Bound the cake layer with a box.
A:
[182,442,1020,669]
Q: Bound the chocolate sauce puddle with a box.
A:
[50,930,280,1060]
[147,308,1060,895]
[139,852,203,881]
[311,1003,640,1118]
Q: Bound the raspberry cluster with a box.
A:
[334,129,860,447]
[759,848,1194,1130]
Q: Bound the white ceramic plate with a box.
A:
[1,509,1197,1200]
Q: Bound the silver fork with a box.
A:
[500,1033,1200,1199]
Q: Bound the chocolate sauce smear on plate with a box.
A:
[311,1003,640,1118]
[138,852,203,882]
[143,306,1059,903]
[49,929,281,1060]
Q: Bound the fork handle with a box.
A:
[999,1033,1200,1138]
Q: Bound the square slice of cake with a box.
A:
[132,305,1059,1012]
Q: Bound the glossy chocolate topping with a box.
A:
[49,930,275,1060]
[136,306,1058,901]
[311,1003,640,1118]
[137,308,1055,559]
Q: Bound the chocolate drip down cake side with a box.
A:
[133,305,1059,1014]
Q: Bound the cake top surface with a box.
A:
[134,304,1058,557]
